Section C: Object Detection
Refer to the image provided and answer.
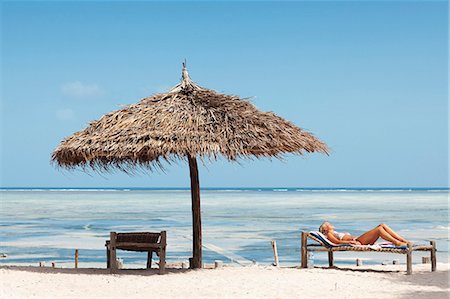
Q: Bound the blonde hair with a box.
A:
[319,221,331,234]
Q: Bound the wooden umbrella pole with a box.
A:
[188,154,202,269]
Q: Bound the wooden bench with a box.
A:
[301,231,436,275]
[106,231,167,274]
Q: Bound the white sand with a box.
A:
[1,263,449,299]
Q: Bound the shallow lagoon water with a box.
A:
[0,189,448,268]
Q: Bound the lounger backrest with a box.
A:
[309,231,339,247]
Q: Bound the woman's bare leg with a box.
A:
[379,224,409,243]
[356,227,382,245]
[377,227,406,245]
[357,226,406,246]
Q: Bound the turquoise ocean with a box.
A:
[0,188,448,268]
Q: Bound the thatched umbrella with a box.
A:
[52,63,328,268]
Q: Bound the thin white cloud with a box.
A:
[61,81,103,98]
[56,108,75,121]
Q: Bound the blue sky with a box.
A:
[1,1,448,188]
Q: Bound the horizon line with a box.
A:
[1,187,449,190]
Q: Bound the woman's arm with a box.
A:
[326,233,360,245]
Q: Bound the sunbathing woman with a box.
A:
[318,222,410,246]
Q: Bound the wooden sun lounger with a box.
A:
[106,231,167,274]
[301,231,436,275]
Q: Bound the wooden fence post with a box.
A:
[271,240,279,267]
[75,249,79,269]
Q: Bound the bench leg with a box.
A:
[159,247,166,275]
[109,232,117,272]
[406,243,412,275]
[328,250,334,267]
[430,241,436,272]
[147,251,153,269]
[109,246,117,271]
[106,247,110,269]
[301,232,307,268]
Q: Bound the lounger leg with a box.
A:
[406,243,412,275]
[147,251,153,269]
[328,250,334,267]
[301,232,307,268]
[430,241,436,272]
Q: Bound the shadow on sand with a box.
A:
[315,265,402,273]
[395,268,449,299]
[314,264,449,298]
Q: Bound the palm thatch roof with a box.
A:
[52,64,328,172]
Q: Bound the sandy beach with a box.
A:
[1,263,448,299]
[1,2,448,299]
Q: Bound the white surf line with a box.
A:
[202,242,254,266]
[180,235,253,266]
